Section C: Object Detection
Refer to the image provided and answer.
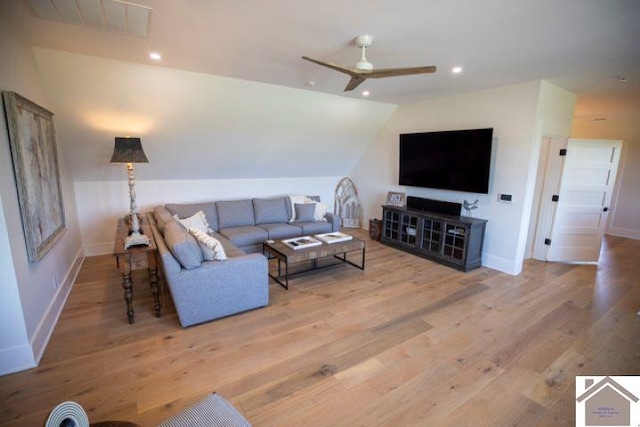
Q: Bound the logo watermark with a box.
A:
[576,376,640,426]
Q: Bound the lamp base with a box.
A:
[124,231,150,249]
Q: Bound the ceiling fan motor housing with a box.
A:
[354,35,374,71]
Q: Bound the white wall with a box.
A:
[351,81,575,275]
[0,17,84,375]
[572,91,640,239]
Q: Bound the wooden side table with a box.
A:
[113,216,161,324]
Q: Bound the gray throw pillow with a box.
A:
[295,203,316,222]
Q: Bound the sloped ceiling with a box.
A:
[2,0,639,105]
[33,48,396,181]
[3,0,640,183]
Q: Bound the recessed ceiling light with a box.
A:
[362,90,370,97]
[149,52,162,61]
[452,66,463,74]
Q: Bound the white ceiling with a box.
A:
[2,0,640,105]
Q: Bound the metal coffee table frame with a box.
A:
[262,237,365,289]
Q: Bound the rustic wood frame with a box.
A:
[2,91,66,263]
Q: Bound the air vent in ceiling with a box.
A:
[25,0,152,37]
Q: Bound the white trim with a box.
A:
[31,248,85,364]
[482,253,522,276]
[83,241,113,257]
[606,228,640,241]
[0,344,36,376]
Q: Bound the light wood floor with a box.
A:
[1,231,638,426]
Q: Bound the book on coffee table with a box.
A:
[282,236,322,250]
[314,232,353,244]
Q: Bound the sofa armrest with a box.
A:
[166,253,268,327]
[324,212,340,231]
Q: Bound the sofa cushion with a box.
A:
[219,226,268,248]
[166,202,219,231]
[189,228,227,261]
[174,210,211,234]
[295,221,333,235]
[217,200,255,229]
[164,222,203,269]
[295,203,316,222]
[253,197,289,224]
[154,206,176,234]
[258,223,303,240]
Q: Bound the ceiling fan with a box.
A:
[302,35,437,92]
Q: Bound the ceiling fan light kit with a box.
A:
[302,35,437,92]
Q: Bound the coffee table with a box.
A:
[262,236,365,289]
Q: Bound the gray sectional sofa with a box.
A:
[148,195,339,327]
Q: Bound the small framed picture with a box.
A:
[386,191,406,207]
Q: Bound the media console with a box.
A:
[381,204,487,272]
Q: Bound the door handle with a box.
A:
[603,207,609,212]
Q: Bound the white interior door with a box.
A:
[546,139,622,262]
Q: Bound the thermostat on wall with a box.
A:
[498,194,513,203]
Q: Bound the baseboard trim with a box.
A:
[0,344,36,377]
[31,247,85,364]
[606,227,640,240]
[84,242,113,257]
[482,253,522,276]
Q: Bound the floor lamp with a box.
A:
[110,136,150,249]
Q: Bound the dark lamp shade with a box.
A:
[110,137,149,163]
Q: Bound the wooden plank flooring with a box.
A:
[1,231,638,426]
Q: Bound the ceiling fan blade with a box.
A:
[366,65,437,78]
[344,75,368,91]
[302,56,358,76]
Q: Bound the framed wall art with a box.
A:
[3,91,66,263]
[386,191,406,207]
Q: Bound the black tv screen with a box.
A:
[399,128,493,194]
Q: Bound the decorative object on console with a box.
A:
[2,91,66,263]
[463,199,479,217]
[385,191,406,207]
[335,177,362,228]
[110,136,150,249]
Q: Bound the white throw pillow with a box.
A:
[288,194,307,222]
[174,210,211,234]
[189,228,227,261]
[305,197,329,221]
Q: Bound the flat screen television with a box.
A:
[399,128,493,194]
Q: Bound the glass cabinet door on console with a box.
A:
[383,209,400,240]
[421,217,441,254]
[400,214,419,246]
[443,223,468,261]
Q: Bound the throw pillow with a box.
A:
[163,222,203,269]
[189,228,227,261]
[305,196,329,221]
[288,194,307,222]
[174,210,211,234]
[295,202,316,222]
